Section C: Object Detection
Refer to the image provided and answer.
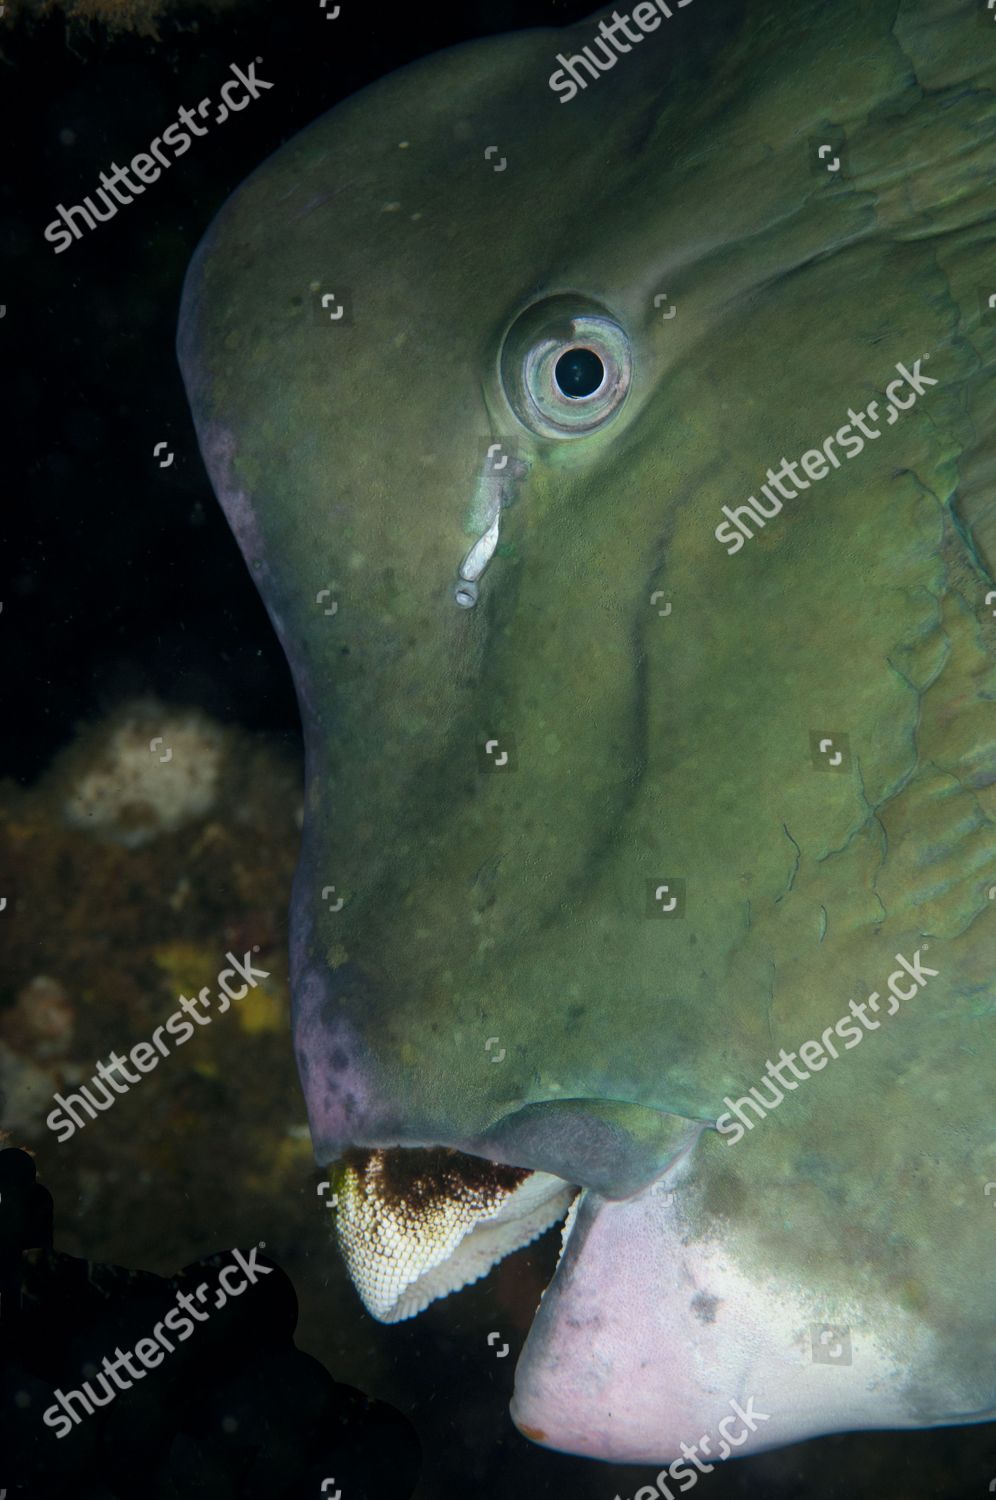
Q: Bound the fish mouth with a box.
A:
[327,1144,580,1324]
[323,1103,708,1323]
[327,1104,708,1326]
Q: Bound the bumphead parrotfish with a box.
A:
[178,0,996,1464]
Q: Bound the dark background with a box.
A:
[1,0,594,782]
[2,2,994,1496]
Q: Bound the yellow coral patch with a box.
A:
[151,943,219,998]
[235,979,284,1035]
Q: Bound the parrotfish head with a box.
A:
[178,0,996,1463]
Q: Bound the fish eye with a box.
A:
[499,294,632,439]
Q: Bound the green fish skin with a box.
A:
[178,0,996,1462]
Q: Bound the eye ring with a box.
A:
[499,294,632,440]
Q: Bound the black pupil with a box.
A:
[555,347,604,399]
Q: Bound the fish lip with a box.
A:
[315,1116,697,1221]
[470,1101,709,1200]
[317,1113,704,1329]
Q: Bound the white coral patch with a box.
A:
[63,704,224,846]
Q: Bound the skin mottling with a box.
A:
[293,965,380,1148]
[690,1292,721,1325]
[200,425,269,568]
